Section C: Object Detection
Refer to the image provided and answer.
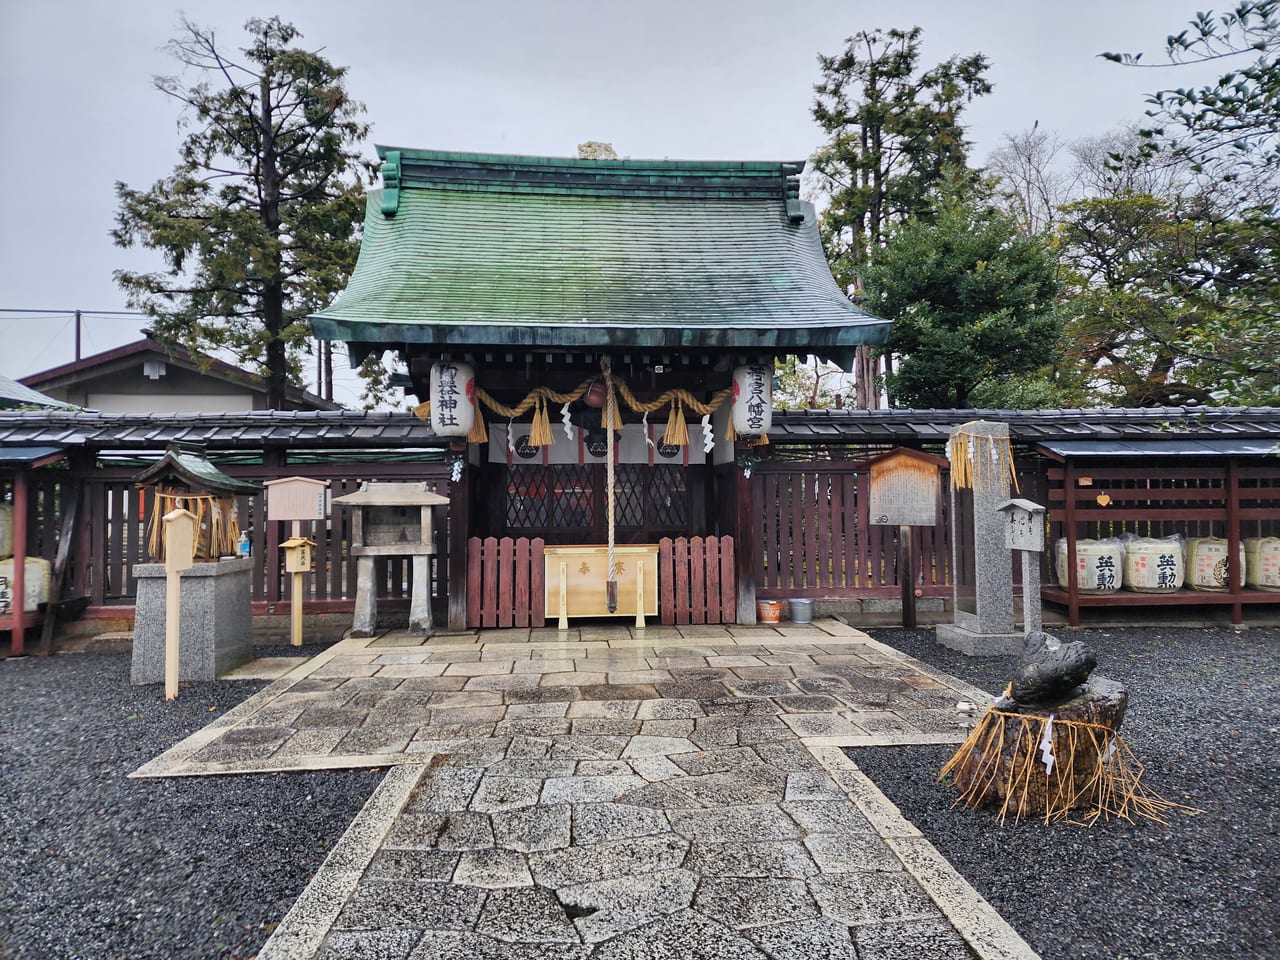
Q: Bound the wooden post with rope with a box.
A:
[603,358,619,613]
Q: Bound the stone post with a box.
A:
[409,555,433,635]
[351,555,378,638]
[936,420,1022,656]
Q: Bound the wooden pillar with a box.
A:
[899,525,916,630]
[735,459,757,625]
[447,461,471,632]
[1227,458,1242,626]
[74,464,93,603]
[10,470,27,654]
[1063,458,1080,627]
[89,479,106,607]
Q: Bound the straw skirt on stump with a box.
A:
[945,677,1130,822]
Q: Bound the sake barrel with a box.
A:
[1123,539,1184,593]
[1244,537,1280,592]
[1055,538,1123,594]
[0,556,51,613]
[1185,537,1245,591]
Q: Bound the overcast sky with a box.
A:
[0,0,1221,405]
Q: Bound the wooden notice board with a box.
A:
[544,545,659,626]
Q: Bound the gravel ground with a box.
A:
[3,631,1276,960]
[0,651,383,960]
[858,626,1280,960]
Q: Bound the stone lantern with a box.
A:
[333,481,449,637]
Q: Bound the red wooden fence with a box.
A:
[466,536,546,629]
[658,535,735,625]
[464,535,735,628]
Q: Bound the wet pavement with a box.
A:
[135,619,1039,960]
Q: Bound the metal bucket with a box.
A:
[788,598,813,623]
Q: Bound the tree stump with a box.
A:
[944,676,1130,822]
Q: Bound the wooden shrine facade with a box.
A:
[0,407,1276,653]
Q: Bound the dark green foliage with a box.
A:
[1058,191,1280,406]
[862,192,1062,409]
[1090,3,1280,405]
[113,17,372,408]
[810,27,992,288]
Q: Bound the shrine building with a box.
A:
[311,147,890,626]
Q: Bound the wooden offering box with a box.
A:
[545,545,659,629]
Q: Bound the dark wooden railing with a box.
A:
[80,461,451,610]
[751,463,953,599]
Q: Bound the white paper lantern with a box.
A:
[429,361,475,437]
[731,364,772,437]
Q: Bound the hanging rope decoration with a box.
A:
[145,488,240,562]
[948,427,1020,493]
[663,397,689,447]
[413,374,743,446]
[529,396,555,448]
[940,707,1192,826]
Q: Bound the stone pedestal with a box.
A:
[935,622,1024,656]
[947,676,1129,819]
[350,554,433,638]
[131,558,253,684]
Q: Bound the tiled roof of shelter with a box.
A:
[0,408,1273,452]
[310,148,889,366]
[768,407,1280,445]
[0,373,76,409]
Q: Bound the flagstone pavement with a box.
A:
[134,619,1040,960]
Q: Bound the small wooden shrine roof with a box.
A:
[131,444,263,494]
[310,148,889,367]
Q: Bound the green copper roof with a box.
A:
[132,444,263,495]
[311,148,888,360]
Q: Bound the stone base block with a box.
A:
[934,623,1024,657]
[859,597,947,615]
[131,559,253,684]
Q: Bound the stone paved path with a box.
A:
[135,620,1039,960]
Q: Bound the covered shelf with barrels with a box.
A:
[1038,443,1280,625]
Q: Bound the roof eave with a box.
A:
[311,317,890,352]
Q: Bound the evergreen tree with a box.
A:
[807,27,991,408]
[810,27,992,288]
[113,17,372,408]
[862,188,1062,409]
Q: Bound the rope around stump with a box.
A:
[940,706,1195,826]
